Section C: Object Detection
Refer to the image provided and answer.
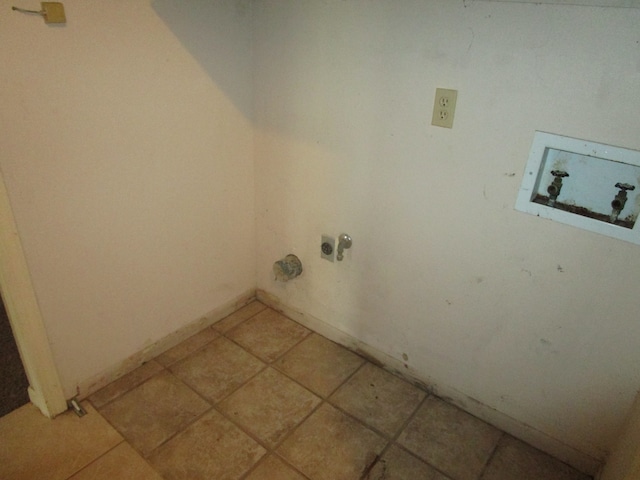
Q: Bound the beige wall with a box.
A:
[253,0,640,471]
[2,0,640,474]
[0,0,255,398]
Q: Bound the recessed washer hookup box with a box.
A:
[515,131,640,245]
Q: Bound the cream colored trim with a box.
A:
[0,174,67,418]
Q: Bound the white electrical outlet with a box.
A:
[432,88,457,128]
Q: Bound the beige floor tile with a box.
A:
[366,445,451,480]
[68,442,163,480]
[480,435,591,480]
[274,333,365,397]
[218,367,321,448]
[213,300,267,333]
[330,362,426,437]
[148,409,266,480]
[227,308,311,362]
[398,396,502,480]
[88,360,164,409]
[98,369,210,456]
[170,336,265,403]
[278,403,387,480]
[155,327,219,367]
[0,403,122,480]
[245,455,308,480]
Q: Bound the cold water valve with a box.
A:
[273,254,303,281]
[547,170,569,207]
[610,182,635,223]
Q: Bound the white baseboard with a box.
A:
[76,289,256,400]
[256,289,602,477]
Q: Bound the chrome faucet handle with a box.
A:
[547,171,569,206]
[615,182,635,191]
[611,183,636,223]
[337,234,352,261]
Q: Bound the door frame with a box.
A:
[0,172,67,418]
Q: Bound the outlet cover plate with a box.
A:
[431,88,457,129]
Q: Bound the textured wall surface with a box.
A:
[253,0,640,465]
[0,0,256,397]
[2,0,640,471]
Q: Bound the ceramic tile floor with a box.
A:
[0,301,593,480]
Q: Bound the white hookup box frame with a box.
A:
[515,131,640,245]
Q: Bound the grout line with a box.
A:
[380,394,459,480]
[101,303,272,463]
[62,438,127,480]
[269,394,326,451]
[326,395,395,442]
[266,398,326,479]
[210,300,269,336]
[127,403,215,460]
[211,400,272,451]
[214,300,269,337]
[153,326,221,368]
[357,391,432,477]
[206,360,270,406]
[325,354,368,397]
[211,365,324,479]
[134,305,309,463]
[269,340,361,396]
[85,300,582,480]
[220,309,312,366]
[270,453,313,480]
[87,360,168,410]
[93,367,217,460]
[209,306,415,476]
[476,432,505,480]
[268,327,314,363]
[84,303,391,477]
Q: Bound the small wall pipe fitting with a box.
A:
[611,192,627,212]
[547,170,569,207]
[337,234,352,261]
[610,182,635,223]
[273,254,303,282]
